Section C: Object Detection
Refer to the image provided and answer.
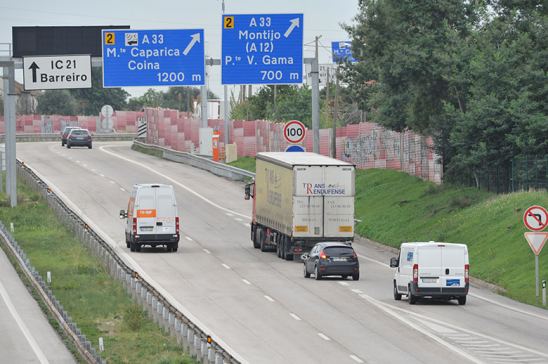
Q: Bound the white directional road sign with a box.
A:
[102,29,205,87]
[283,120,306,144]
[23,55,91,90]
[222,13,303,85]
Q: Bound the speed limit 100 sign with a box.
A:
[283,120,306,144]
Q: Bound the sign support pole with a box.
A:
[200,85,208,128]
[535,254,539,301]
[311,36,320,154]
[222,1,229,151]
[2,65,16,207]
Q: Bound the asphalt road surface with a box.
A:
[0,243,76,363]
[16,141,548,364]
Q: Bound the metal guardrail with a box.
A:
[0,221,103,363]
[14,160,240,364]
[133,140,255,181]
[0,133,139,143]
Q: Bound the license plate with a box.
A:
[446,279,460,286]
[332,257,347,262]
[422,277,437,283]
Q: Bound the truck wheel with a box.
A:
[314,265,322,280]
[126,239,130,249]
[280,238,286,259]
[276,242,281,257]
[130,241,135,252]
[253,228,261,249]
[457,296,467,305]
[393,281,402,301]
[135,244,141,252]
[304,264,310,278]
[408,285,417,305]
[285,253,294,261]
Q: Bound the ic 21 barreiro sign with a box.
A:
[102,29,205,87]
[222,13,303,85]
[23,55,91,90]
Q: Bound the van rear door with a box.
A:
[417,245,443,288]
[135,188,156,234]
[156,186,177,234]
[441,245,466,288]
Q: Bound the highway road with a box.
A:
[0,242,76,363]
[16,141,548,364]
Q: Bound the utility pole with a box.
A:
[332,66,339,159]
[273,85,277,120]
[311,35,321,154]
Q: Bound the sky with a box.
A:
[0,0,359,99]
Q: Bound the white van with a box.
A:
[120,184,180,252]
[390,242,469,305]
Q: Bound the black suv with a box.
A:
[302,242,359,280]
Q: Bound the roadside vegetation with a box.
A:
[0,181,196,363]
[226,159,548,308]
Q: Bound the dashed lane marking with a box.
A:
[264,295,275,302]
[242,279,251,285]
[350,355,364,363]
[317,333,331,341]
[289,313,301,321]
[221,263,231,270]
[203,249,211,254]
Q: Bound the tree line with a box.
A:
[342,0,547,188]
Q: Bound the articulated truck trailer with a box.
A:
[245,152,355,261]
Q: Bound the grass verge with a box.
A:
[227,157,256,173]
[0,181,196,363]
[131,143,164,158]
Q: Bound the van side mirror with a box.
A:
[119,210,127,219]
[390,257,399,268]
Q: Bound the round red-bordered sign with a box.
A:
[523,205,548,231]
[283,120,306,144]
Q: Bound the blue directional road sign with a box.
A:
[285,145,305,152]
[102,29,205,87]
[331,41,356,63]
[222,14,303,85]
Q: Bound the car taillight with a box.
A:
[132,218,137,234]
[175,217,180,234]
[319,250,327,260]
[464,264,469,284]
[352,250,358,260]
[413,264,419,284]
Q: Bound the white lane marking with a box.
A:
[100,146,250,219]
[469,293,548,322]
[244,223,251,228]
[185,236,193,242]
[22,165,248,364]
[358,254,390,268]
[350,354,364,363]
[225,213,233,217]
[222,263,231,270]
[361,293,548,360]
[75,160,81,163]
[338,282,349,287]
[82,164,87,167]
[289,313,301,321]
[234,217,243,222]
[120,187,126,192]
[264,295,275,302]
[203,249,211,254]
[317,333,331,341]
[351,289,363,294]
[242,279,251,285]
[99,174,105,177]
[91,169,97,173]
[109,180,115,184]
[357,293,482,364]
[359,253,548,321]
[0,280,49,364]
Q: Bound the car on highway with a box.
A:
[66,128,92,149]
[60,126,81,146]
[120,184,180,252]
[390,242,469,305]
[302,242,359,280]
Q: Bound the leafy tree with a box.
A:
[36,90,78,115]
[127,87,211,112]
[70,69,129,115]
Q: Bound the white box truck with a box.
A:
[245,152,355,260]
[390,242,470,305]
